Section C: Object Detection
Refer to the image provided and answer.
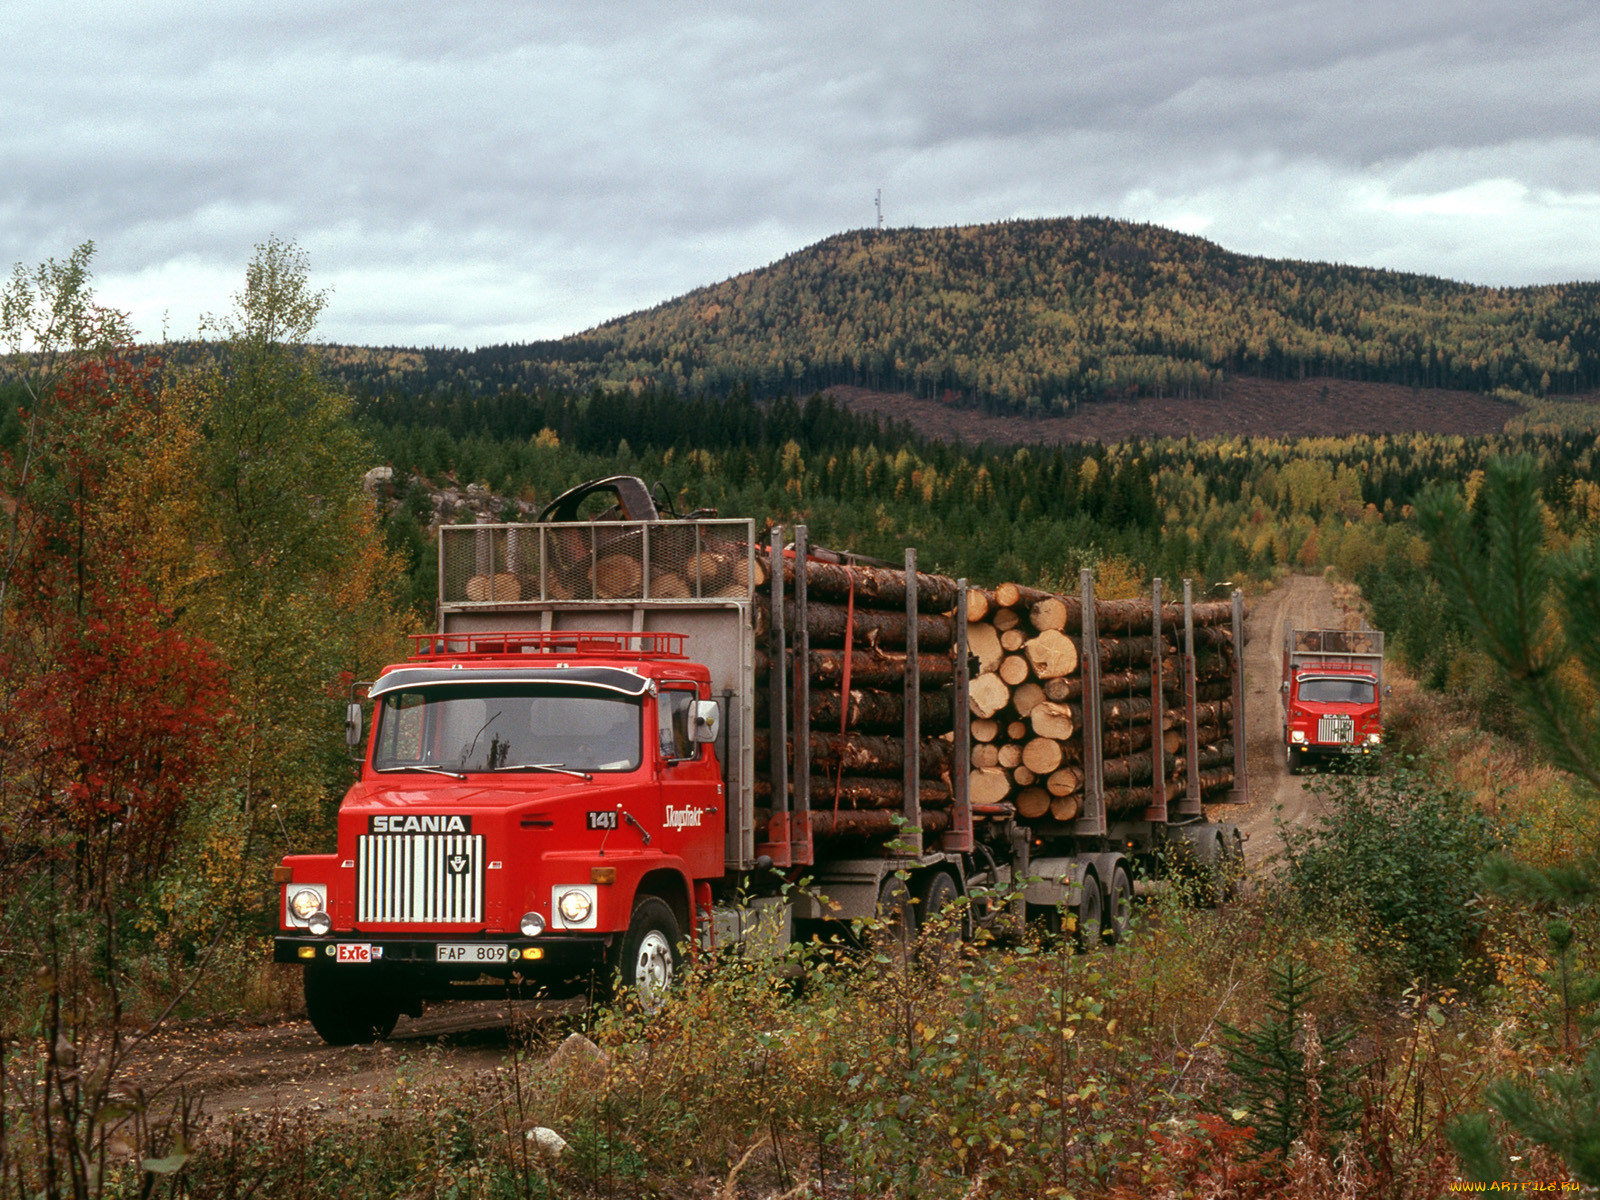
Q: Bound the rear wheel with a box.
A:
[869,874,916,962]
[1102,863,1133,945]
[303,963,401,1046]
[616,897,681,1011]
[916,871,963,967]
[1071,871,1103,951]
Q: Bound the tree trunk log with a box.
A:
[968,623,1003,674]
[752,730,954,778]
[757,687,954,732]
[752,775,951,809]
[1015,786,1051,819]
[970,767,1012,806]
[968,672,1011,720]
[756,648,955,690]
[774,558,960,613]
[785,603,955,650]
[754,808,951,838]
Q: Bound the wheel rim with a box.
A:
[633,930,674,1005]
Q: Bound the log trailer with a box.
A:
[1281,624,1386,773]
[274,477,1250,1044]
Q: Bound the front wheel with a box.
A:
[616,897,681,1011]
[1286,744,1301,775]
[303,963,401,1046]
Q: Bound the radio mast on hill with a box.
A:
[875,189,883,232]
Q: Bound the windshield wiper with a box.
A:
[488,762,593,780]
[380,764,468,780]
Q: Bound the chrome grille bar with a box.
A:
[1317,717,1353,744]
[357,834,484,923]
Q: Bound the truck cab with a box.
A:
[1281,625,1385,773]
[274,630,727,1043]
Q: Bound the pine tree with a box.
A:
[1419,455,1600,1183]
[1217,958,1359,1156]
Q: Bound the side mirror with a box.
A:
[1385,685,1393,697]
[345,701,364,748]
[1280,681,1289,694]
[691,700,721,744]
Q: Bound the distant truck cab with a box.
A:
[1280,624,1386,773]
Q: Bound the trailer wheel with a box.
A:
[617,897,681,1011]
[869,874,916,962]
[1071,871,1103,951]
[916,871,963,966]
[1102,864,1133,945]
[303,963,400,1046]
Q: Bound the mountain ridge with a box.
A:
[319,216,1600,420]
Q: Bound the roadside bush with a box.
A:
[1282,760,1505,987]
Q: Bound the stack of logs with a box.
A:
[751,556,963,840]
[464,530,769,602]
[965,582,1239,824]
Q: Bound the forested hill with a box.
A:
[321,218,1600,414]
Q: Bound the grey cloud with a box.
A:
[3,0,1597,345]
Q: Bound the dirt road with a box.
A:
[1230,572,1346,865]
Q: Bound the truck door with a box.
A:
[656,683,724,879]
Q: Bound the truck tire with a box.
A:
[1286,743,1300,775]
[617,897,681,1011]
[870,874,916,962]
[916,870,963,966]
[303,963,401,1046]
[1071,870,1103,951]
[1102,863,1133,945]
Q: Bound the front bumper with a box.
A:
[273,933,610,968]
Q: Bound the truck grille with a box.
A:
[1317,716,1355,744]
[356,834,485,924]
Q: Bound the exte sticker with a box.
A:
[585,811,619,831]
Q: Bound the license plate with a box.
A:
[336,943,373,963]
[436,944,507,963]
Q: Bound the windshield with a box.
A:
[373,684,642,773]
[1298,677,1376,705]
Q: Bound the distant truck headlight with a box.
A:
[1366,732,1382,745]
[554,886,597,928]
[1290,730,1307,744]
[520,911,546,937]
[287,886,326,926]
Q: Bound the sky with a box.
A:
[5,1,1599,348]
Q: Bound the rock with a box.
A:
[466,482,489,498]
[362,466,393,493]
[526,1127,568,1158]
[547,1031,610,1079]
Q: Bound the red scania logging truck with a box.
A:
[1281,623,1386,774]
[275,476,1250,1044]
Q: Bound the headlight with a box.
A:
[1290,730,1306,744]
[520,911,546,937]
[306,911,332,936]
[289,889,323,920]
[1366,732,1382,746]
[558,889,593,923]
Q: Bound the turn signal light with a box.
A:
[273,866,293,884]
[591,867,617,885]
[297,946,316,960]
